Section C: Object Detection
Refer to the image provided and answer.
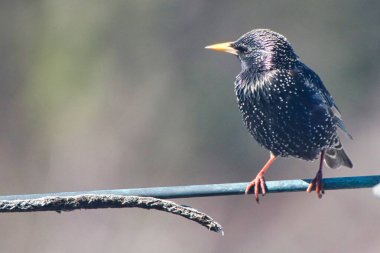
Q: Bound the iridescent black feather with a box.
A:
[233,29,352,168]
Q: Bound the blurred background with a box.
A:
[0,1,379,252]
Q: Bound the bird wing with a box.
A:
[297,63,353,140]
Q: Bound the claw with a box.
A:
[307,174,324,198]
[245,174,267,203]
[307,151,325,199]
[245,153,276,203]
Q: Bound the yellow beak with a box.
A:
[205,42,238,55]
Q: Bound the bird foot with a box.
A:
[306,169,324,198]
[245,174,267,203]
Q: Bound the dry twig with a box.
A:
[0,194,223,234]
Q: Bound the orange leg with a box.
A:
[245,152,276,203]
[306,151,325,198]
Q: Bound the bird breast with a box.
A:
[234,69,336,160]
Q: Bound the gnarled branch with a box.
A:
[0,194,223,234]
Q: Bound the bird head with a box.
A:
[206,29,298,71]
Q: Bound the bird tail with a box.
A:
[324,138,353,169]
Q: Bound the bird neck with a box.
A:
[234,68,271,97]
[244,51,297,72]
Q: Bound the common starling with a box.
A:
[206,29,353,202]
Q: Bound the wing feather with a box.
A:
[297,62,353,140]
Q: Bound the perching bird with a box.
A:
[205,29,353,202]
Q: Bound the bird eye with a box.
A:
[235,46,250,54]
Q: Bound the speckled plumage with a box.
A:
[232,29,352,168]
[206,29,353,201]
